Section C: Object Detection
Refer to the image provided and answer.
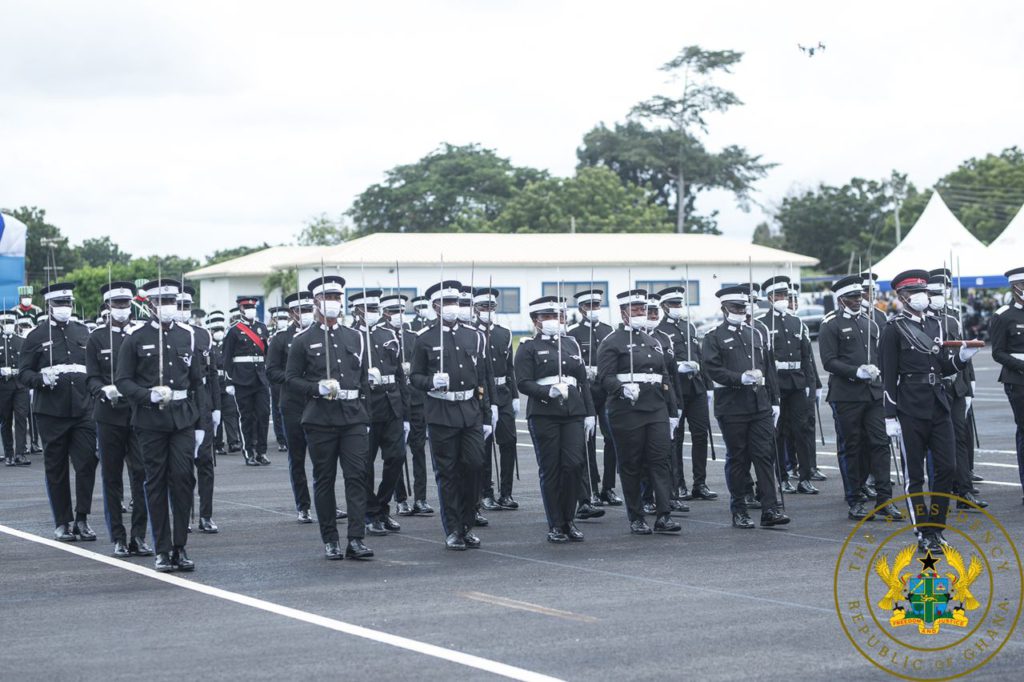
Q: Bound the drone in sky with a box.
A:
[798,42,826,57]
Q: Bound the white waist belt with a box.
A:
[776,361,801,370]
[321,389,360,401]
[50,363,86,375]
[233,356,264,363]
[171,390,188,400]
[217,369,226,377]
[616,373,661,384]
[536,376,578,387]
[376,374,396,385]
[1,367,19,374]
[428,389,476,401]
[1012,353,1024,361]
[494,376,507,386]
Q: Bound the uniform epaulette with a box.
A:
[519,336,533,345]
[124,322,144,335]
[416,325,432,337]
[821,311,838,324]
[566,322,581,332]
[995,305,1010,316]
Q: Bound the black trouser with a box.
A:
[366,417,405,520]
[195,412,215,518]
[137,426,195,555]
[97,422,147,543]
[304,424,367,543]
[217,390,243,451]
[0,385,28,457]
[1005,384,1024,492]
[605,415,672,522]
[269,383,286,446]
[282,400,310,512]
[29,406,42,451]
[584,395,618,495]
[948,394,973,496]
[831,401,891,508]
[719,412,779,514]
[427,422,484,536]
[528,415,584,529]
[806,393,819,471]
[897,407,955,539]
[395,402,428,503]
[36,414,97,527]
[674,390,711,489]
[235,384,270,456]
[482,401,517,499]
[777,388,813,482]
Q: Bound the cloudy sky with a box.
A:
[2,1,1022,260]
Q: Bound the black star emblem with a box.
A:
[918,550,939,571]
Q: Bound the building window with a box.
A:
[379,287,417,302]
[493,287,520,314]
[636,280,700,306]
[541,281,610,306]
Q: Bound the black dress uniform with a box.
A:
[266,293,312,519]
[0,315,30,466]
[19,283,98,541]
[818,275,898,520]
[409,280,491,550]
[757,276,817,492]
[285,275,372,559]
[596,289,680,534]
[86,282,151,555]
[879,270,976,552]
[702,285,789,528]
[989,266,1024,499]
[565,290,620,503]
[210,317,243,454]
[393,320,433,514]
[268,306,290,451]
[655,286,715,500]
[116,281,203,571]
[514,296,594,542]
[222,295,271,465]
[474,288,519,510]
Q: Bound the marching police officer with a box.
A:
[267,291,316,522]
[209,312,243,455]
[702,285,790,529]
[514,295,594,542]
[818,275,902,522]
[392,298,434,517]
[409,296,432,332]
[566,289,621,507]
[268,305,291,453]
[656,286,717,501]
[879,270,979,554]
[0,311,30,466]
[222,295,271,466]
[115,279,203,572]
[10,285,42,322]
[19,282,98,542]
[596,289,681,535]
[475,287,520,511]
[285,275,373,560]
[990,265,1024,504]
[410,280,491,550]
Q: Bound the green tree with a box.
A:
[491,167,666,233]
[934,147,1024,244]
[296,214,347,246]
[347,143,547,235]
[263,267,299,300]
[64,255,201,318]
[751,221,784,249]
[205,243,270,266]
[78,236,132,267]
[4,206,82,292]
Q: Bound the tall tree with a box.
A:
[347,143,547,235]
[296,214,347,246]
[934,146,1024,244]
[78,236,132,267]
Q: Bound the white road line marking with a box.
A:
[460,591,599,623]
[0,524,563,682]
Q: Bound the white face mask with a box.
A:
[242,307,257,321]
[628,315,647,331]
[773,300,789,313]
[539,319,561,336]
[929,295,945,311]
[20,297,32,307]
[2,324,13,335]
[157,304,178,324]
[299,312,314,329]
[725,310,747,325]
[176,309,191,323]
[212,330,225,342]
[276,319,290,332]
[457,306,472,322]
[424,307,437,321]
[644,316,659,331]
[110,307,131,323]
[666,307,683,320]
[387,314,403,328]
[907,292,930,312]
[440,305,459,323]
[363,311,380,327]
[477,310,493,324]
[51,306,72,323]
[319,300,342,319]
[583,308,601,322]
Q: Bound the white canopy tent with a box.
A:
[985,202,1024,275]
[873,193,995,289]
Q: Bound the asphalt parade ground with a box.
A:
[2,348,1023,681]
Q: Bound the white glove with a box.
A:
[669,416,679,439]
[482,424,493,439]
[971,380,976,394]
[212,409,222,432]
[965,396,972,417]
[958,343,980,362]
[805,387,810,397]
[707,390,713,412]
[583,415,596,440]
[741,369,763,386]
[490,405,499,431]
[771,405,780,427]
[885,417,902,437]
[403,421,410,443]
[678,360,700,374]
[318,379,340,398]
[622,382,640,402]
[432,372,449,390]
[585,366,598,382]
[367,367,382,386]
[401,361,411,376]
[41,367,58,387]
[194,429,206,456]
[548,382,570,401]
[815,388,823,405]
[225,385,235,396]
[0,367,11,378]
[512,398,520,417]
[150,386,172,404]
[856,365,873,380]
[101,385,121,401]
